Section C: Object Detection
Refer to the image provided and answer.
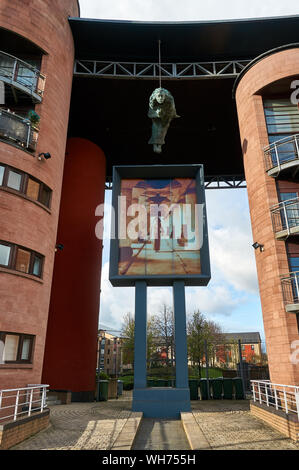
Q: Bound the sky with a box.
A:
[77,0,299,347]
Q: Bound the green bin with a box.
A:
[233,377,244,399]
[97,380,109,401]
[211,378,223,399]
[223,378,233,399]
[189,379,199,400]
[199,378,209,400]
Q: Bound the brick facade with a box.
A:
[235,48,299,386]
[0,0,79,390]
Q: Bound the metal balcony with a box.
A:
[0,109,38,151]
[270,198,299,240]
[0,51,45,103]
[264,134,299,177]
[281,271,299,313]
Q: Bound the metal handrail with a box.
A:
[251,380,299,420]
[0,385,49,423]
[280,271,299,305]
[270,197,299,235]
[264,134,299,172]
[0,50,45,100]
[0,108,38,151]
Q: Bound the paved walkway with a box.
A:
[11,392,299,451]
[132,418,190,450]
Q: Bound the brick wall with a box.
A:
[250,401,299,441]
[0,0,79,390]
[235,48,299,386]
[0,409,50,449]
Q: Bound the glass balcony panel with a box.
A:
[271,197,299,237]
[0,51,45,101]
[264,134,299,173]
[0,109,38,151]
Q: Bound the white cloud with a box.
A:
[98,188,261,331]
[79,0,299,22]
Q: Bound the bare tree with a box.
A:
[150,304,175,368]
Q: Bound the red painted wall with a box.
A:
[42,138,106,400]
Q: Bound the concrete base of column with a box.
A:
[132,387,191,418]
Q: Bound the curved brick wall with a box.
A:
[235,48,299,385]
[0,0,79,389]
[42,138,106,401]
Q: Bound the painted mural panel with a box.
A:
[118,177,201,277]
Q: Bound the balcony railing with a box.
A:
[0,385,49,424]
[281,271,299,312]
[264,134,299,176]
[0,51,45,103]
[0,109,38,151]
[251,380,299,420]
[270,197,299,239]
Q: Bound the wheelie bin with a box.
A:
[189,379,199,400]
[199,378,209,400]
[211,378,223,399]
[223,378,233,399]
[97,380,109,401]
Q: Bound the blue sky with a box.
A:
[78,0,299,349]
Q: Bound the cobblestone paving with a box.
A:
[11,394,132,450]
[10,394,299,451]
[191,400,299,450]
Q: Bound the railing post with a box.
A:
[282,203,289,234]
[295,389,299,421]
[14,390,20,421]
[274,143,280,172]
[283,387,288,414]
[294,135,299,160]
[258,382,262,404]
[41,386,47,412]
[28,388,33,417]
[294,273,299,302]
[265,384,269,407]
[274,385,279,411]
[252,381,256,402]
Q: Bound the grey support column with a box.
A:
[134,281,147,389]
[173,280,189,389]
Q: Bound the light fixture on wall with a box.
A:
[38,152,51,161]
[252,242,264,252]
[55,243,64,252]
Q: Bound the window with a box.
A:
[251,345,255,350]
[7,169,22,191]
[0,163,52,208]
[0,241,44,278]
[0,242,11,266]
[0,332,34,364]
[0,165,4,185]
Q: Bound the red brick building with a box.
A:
[214,332,263,368]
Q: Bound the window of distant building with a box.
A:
[0,332,35,364]
[0,241,44,278]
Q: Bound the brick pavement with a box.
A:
[10,393,299,451]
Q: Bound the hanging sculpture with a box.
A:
[148,87,180,154]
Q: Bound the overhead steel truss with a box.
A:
[74,59,251,80]
[105,175,246,190]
